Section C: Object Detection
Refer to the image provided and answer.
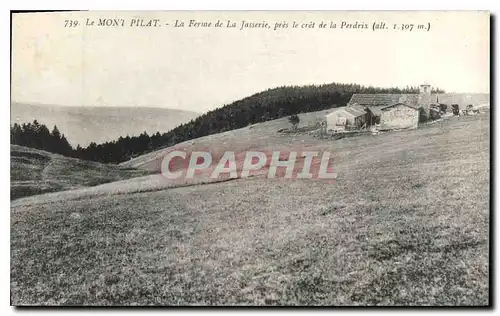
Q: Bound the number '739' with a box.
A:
[64,20,79,28]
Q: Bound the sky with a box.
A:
[11,11,490,113]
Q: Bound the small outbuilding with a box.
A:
[325,106,367,132]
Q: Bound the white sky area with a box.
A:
[11,11,490,113]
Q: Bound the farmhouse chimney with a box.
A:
[419,83,431,95]
[418,82,432,112]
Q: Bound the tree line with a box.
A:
[10,83,444,164]
[11,120,73,156]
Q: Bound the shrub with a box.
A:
[288,114,300,131]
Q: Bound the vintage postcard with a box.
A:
[10,11,490,306]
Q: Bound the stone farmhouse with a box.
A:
[326,83,490,132]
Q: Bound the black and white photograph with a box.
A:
[9,10,491,306]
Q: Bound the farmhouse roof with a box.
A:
[349,94,406,107]
[344,106,366,117]
[349,94,420,108]
[366,103,419,116]
[326,106,366,118]
[380,103,420,111]
[348,104,367,113]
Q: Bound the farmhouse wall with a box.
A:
[380,104,419,130]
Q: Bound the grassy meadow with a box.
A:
[10,145,149,200]
[10,113,490,306]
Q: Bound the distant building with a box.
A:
[325,105,367,132]
[349,84,432,114]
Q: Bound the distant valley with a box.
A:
[10,102,200,147]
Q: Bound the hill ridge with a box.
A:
[11,102,200,147]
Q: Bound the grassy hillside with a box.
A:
[120,108,333,171]
[11,113,489,305]
[11,103,200,147]
[10,145,149,200]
